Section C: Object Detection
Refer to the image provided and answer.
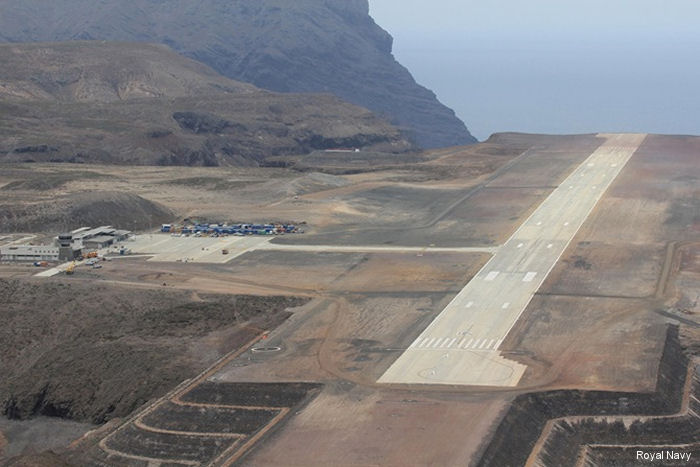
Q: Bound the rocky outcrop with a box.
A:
[0,278,307,424]
[0,0,477,148]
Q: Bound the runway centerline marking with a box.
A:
[378,134,647,387]
[523,272,537,282]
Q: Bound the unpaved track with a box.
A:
[526,357,699,467]
[96,333,287,466]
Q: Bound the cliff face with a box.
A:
[0,0,477,148]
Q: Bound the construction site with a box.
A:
[0,133,698,466]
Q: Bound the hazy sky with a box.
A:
[369,1,700,139]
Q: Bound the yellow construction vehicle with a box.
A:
[65,262,76,275]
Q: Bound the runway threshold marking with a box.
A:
[378,133,647,387]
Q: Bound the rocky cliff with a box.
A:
[0,0,477,148]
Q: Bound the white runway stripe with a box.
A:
[378,134,646,387]
[485,271,499,281]
[523,272,537,282]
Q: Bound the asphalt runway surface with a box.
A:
[379,134,647,387]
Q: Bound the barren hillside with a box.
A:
[0,0,477,148]
[0,42,412,165]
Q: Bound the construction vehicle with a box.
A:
[85,251,98,259]
[65,262,76,275]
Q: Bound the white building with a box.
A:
[54,226,132,257]
[0,245,59,262]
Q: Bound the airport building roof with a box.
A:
[83,235,117,245]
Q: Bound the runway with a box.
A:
[259,244,498,254]
[378,133,647,387]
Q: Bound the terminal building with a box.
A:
[0,226,133,263]
[0,245,60,262]
[56,226,132,259]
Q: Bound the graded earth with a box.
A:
[1,132,698,466]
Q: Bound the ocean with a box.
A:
[392,35,700,141]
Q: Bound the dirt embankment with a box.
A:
[0,191,174,232]
[0,278,307,425]
[475,326,692,466]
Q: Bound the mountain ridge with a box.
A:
[0,0,477,148]
[0,41,413,166]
